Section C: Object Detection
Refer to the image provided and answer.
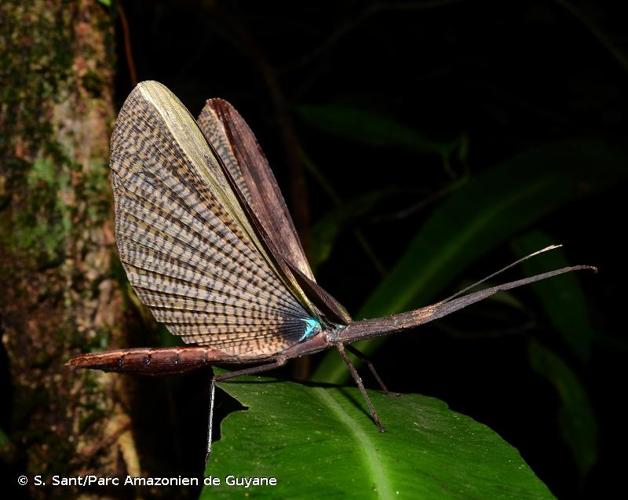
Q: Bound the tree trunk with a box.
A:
[0,0,140,491]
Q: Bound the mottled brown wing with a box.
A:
[197,99,314,281]
[111,81,317,358]
[197,99,351,324]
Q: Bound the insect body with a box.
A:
[68,81,595,458]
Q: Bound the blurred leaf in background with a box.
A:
[313,140,627,384]
[513,231,596,363]
[513,231,598,481]
[296,104,465,174]
[309,190,390,271]
[528,340,597,482]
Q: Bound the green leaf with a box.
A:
[512,231,596,362]
[295,104,461,159]
[313,141,627,383]
[202,377,552,499]
[528,341,597,478]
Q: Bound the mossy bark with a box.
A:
[0,0,140,490]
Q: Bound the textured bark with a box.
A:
[0,0,140,491]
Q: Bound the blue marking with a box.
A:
[299,317,322,342]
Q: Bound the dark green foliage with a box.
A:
[296,104,464,167]
[313,141,627,383]
[528,340,597,480]
[513,232,596,362]
[514,232,598,479]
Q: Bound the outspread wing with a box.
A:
[197,99,351,324]
[111,81,317,358]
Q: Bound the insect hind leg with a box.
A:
[206,356,287,463]
[345,344,389,393]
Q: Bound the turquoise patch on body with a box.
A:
[299,317,322,342]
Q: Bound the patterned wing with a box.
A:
[197,99,351,324]
[111,81,317,358]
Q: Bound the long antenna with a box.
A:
[442,244,563,303]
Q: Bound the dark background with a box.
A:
[4,0,627,498]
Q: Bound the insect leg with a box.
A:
[336,343,385,432]
[206,357,287,463]
[345,344,389,393]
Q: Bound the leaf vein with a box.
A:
[313,388,395,500]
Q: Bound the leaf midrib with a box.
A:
[312,387,395,500]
